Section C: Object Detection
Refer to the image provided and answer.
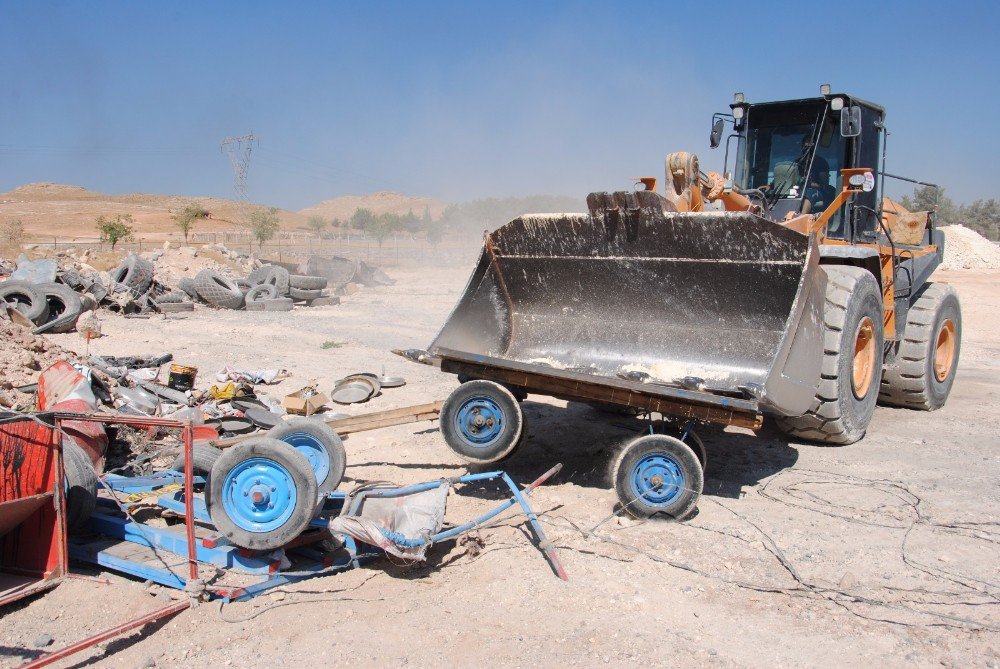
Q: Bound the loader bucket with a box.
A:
[430,192,826,416]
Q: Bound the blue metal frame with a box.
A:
[71,465,566,601]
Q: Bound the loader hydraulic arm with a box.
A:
[658,152,755,213]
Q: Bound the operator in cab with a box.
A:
[801,155,837,215]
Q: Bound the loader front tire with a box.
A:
[878,283,961,410]
[776,265,884,445]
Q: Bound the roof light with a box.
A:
[820,83,832,96]
[733,92,745,104]
[830,96,845,111]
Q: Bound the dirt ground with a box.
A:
[1,264,998,668]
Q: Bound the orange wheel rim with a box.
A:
[852,316,876,399]
[934,319,956,383]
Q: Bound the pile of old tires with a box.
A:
[0,277,92,333]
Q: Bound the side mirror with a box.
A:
[841,105,862,138]
[709,118,725,149]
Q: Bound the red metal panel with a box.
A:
[0,416,66,605]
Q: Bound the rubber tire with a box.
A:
[440,380,524,464]
[267,417,347,495]
[37,282,82,333]
[64,440,98,532]
[288,287,325,301]
[169,444,223,477]
[194,269,245,310]
[0,280,49,324]
[176,277,199,300]
[613,434,703,520]
[206,437,317,551]
[879,283,961,410]
[289,274,328,290]
[154,291,187,304]
[245,284,278,303]
[110,255,154,295]
[776,265,884,445]
[248,265,290,297]
[59,269,83,289]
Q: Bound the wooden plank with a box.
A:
[211,401,445,448]
[324,401,444,434]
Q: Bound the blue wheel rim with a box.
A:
[221,457,298,533]
[629,453,686,507]
[453,396,504,449]
[277,431,330,484]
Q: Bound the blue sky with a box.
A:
[1,1,996,209]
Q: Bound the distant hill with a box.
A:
[0,182,309,241]
[298,191,448,222]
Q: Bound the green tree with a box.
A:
[306,214,328,236]
[96,214,135,250]
[350,208,375,232]
[900,185,958,226]
[401,208,422,234]
[248,207,281,249]
[425,217,445,248]
[366,213,398,249]
[171,203,209,243]
[960,199,1000,240]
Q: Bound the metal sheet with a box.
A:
[430,208,824,416]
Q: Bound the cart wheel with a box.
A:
[440,380,524,463]
[206,437,318,551]
[267,418,346,495]
[614,435,703,520]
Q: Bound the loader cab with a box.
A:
[721,92,886,242]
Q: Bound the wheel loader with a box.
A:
[412,85,961,519]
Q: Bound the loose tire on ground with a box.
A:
[268,418,347,495]
[613,434,703,520]
[879,282,961,410]
[0,280,49,324]
[153,291,187,304]
[248,265,290,297]
[176,277,199,300]
[37,282,82,333]
[169,444,223,477]
[194,269,245,310]
[289,274,328,290]
[245,284,278,303]
[206,437,317,551]
[64,440,98,531]
[110,255,154,295]
[288,286,325,301]
[776,265,884,445]
[440,380,524,464]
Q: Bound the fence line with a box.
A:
[23,233,479,267]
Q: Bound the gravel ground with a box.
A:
[1,264,997,668]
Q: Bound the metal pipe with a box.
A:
[181,422,197,581]
[17,600,190,669]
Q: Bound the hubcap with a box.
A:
[852,316,876,399]
[454,396,504,448]
[221,457,298,533]
[934,319,956,383]
[629,453,686,507]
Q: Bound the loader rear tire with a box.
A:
[878,283,961,410]
[776,265,883,445]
